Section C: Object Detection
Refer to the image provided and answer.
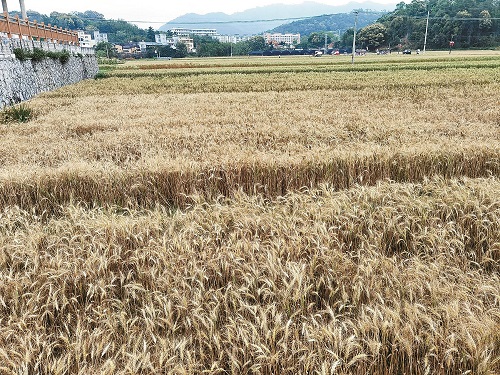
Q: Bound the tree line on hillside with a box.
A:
[376,0,499,50]
[143,34,346,58]
[270,11,384,36]
[268,0,498,51]
[12,4,499,57]
[179,0,499,57]
[12,10,151,44]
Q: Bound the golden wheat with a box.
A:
[0,61,498,211]
[0,177,499,374]
[0,53,499,374]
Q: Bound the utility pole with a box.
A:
[324,33,327,53]
[1,0,8,14]
[423,10,430,53]
[351,10,359,64]
[19,0,26,19]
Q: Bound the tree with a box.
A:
[95,42,117,58]
[82,10,104,20]
[307,32,335,48]
[230,36,268,55]
[145,45,175,58]
[269,12,383,37]
[308,32,324,46]
[146,27,156,42]
[174,42,188,58]
[379,0,500,49]
[195,36,222,57]
[341,28,355,48]
[85,24,98,32]
[386,16,406,45]
[479,10,492,31]
[232,43,249,56]
[27,9,148,45]
[358,23,387,50]
[24,11,48,23]
[247,36,266,51]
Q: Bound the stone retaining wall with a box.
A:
[0,38,98,108]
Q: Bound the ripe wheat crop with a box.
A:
[0,178,498,374]
[1,55,499,212]
[0,53,499,374]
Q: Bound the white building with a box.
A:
[263,33,301,45]
[78,30,108,48]
[175,37,194,52]
[138,41,160,53]
[77,31,94,48]
[214,35,250,44]
[93,31,108,44]
[170,28,217,37]
[155,33,174,45]
[154,34,194,52]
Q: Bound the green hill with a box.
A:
[160,2,395,35]
[378,0,500,49]
[13,10,149,44]
[270,11,385,36]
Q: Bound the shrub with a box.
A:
[13,48,29,61]
[1,104,35,123]
[12,48,72,64]
[94,70,109,79]
[31,48,47,62]
[45,50,71,64]
[46,50,59,60]
[59,50,71,64]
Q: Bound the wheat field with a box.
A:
[0,53,499,374]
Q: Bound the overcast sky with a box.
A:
[9,1,396,28]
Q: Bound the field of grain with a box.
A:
[0,53,499,374]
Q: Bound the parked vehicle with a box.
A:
[403,49,412,54]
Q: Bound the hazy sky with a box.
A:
[9,1,396,28]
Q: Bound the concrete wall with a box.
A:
[0,39,98,108]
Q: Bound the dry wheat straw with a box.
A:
[0,54,499,374]
[0,178,498,374]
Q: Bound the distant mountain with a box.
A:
[270,11,385,35]
[160,1,396,35]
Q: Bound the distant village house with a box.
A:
[77,30,108,48]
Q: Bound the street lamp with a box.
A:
[351,10,359,64]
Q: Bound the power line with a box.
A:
[75,11,382,25]
[96,14,500,26]
[25,12,500,26]
[121,17,308,24]
[167,17,314,25]
[123,16,343,25]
